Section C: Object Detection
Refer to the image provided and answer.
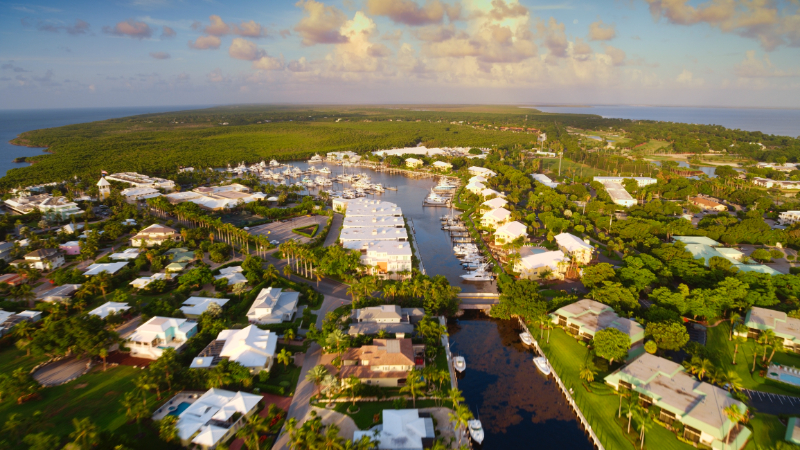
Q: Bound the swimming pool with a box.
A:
[167,401,192,416]
[778,373,800,387]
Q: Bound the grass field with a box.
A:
[541,157,610,177]
[744,414,790,450]
[634,140,671,153]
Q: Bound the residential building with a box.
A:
[468,175,487,184]
[0,241,13,262]
[514,249,568,280]
[340,227,409,243]
[38,197,83,221]
[352,409,435,450]
[752,177,800,190]
[554,232,594,264]
[131,224,180,247]
[779,211,800,226]
[0,273,25,287]
[405,158,424,168]
[742,307,800,353]
[531,173,559,188]
[180,297,229,319]
[360,241,413,278]
[348,305,423,336]
[689,197,727,212]
[130,273,169,289]
[468,166,496,178]
[343,216,405,228]
[106,172,175,190]
[21,248,64,271]
[0,310,42,336]
[432,161,452,171]
[481,208,511,229]
[120,187,163,201]
[552,299,645,355]
[671,237,779,275]
[169,388,262,449]
[84,262,129,276]
[38,284,82,303]
[597,180,637,207]
[4,193,52,214]
[341,338,425,387]
[214,266,247,286]
[593,176,657,187]
[165,184,266,211]
[246,287,299,324]
[89,301,130,319]
[128,316,198,359]
[327,151,358,161]
[494,221,527,246]
[465,181,486,195]
[481,197,508,212]
[110,248,140,260]
[605,353,751,449]
[481,188,504,199]
[190,325,278,373]
[59,241,81,256]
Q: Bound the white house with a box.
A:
[131,224,181,247]
[405,158,424,169]
[555,232,594,264]
[353,409,435,450]
[110,248,140,260]
[432,161,452,171]
[181,297,230,319]
[481,188,504,199]
[21,248,64,271]
[360,241,413,278]
[515,249,568,280]
[89,301,131,319]
[481,197,508,211]
[169,388,262,449]
[593,176,657,187]
[468,175,487,184]
[246,287,299,324]
[214,266,248,287]
[481,208,511,229]
[598,180,637,207]
[190,325,278,373]
[779,211,800,226]
[38,284,82,303]
[494,221,527,246]
[38,196,83,221]
[466,181,486,195]
[128,316,198,359]
[84,262,129,276]
[120,187,162,201]
[531,173,559,188]
[130,272,168,289]
[468,166,496,178]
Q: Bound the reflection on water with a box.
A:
[449,313,593,449]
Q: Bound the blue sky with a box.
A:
[1,0,799,109]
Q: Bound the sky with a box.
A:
[1,0,799,109]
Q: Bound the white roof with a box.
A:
[175,389,262,446]
[354,409,434,450]
[555,232,592,252]
[97,177,110,187]
[432,161,451,167]
[60,240,80,247]
[120,187,161,197]
[468,175,487,183]
[343,216,405,228]
[482,197,508,210]
[518,250,567,271]
[110,248,140,260]
[219,266,244,275]
[89,302,130,319]
[84,262,129,276]
[482,208,511,222]
[339,227,408,242]
[0,310,12,323]
[132,317,193,342]
[481,188,504,198]
[16,310,41,320]
[181,297,229,317]
[469,166,496,177]
[495,221,527,240]
[214,272,248,285]
[129,273,168,288]
[191,325,277,369]
[405,157,423,164]
[365,241,413,257]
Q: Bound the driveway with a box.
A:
[323,213,343,247]
[271,342,323,450]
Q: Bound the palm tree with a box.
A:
[263,264,279,284]
[732,324,748,364]
[725,370,744,393]
[448,388,465,407]
[120,392,147,424]
[13,284,35,308]
[306,365,329,398]
[723,405,748,445]
[633,404,652,450]
[12,320,36,356]
[767,338,785,364]
[758,330,775,362]
[322,423,345,450]
[283,264,292,280]
[728,312,740,341]
[99,348,108,372]
[399,369,427,407]
[277,348,293,368]
[92,270,113,300]
[579,361,598,383]
[69,417,99,450]
[284,328,295,342]
[448,404,473,446]
[236,413,269,450]
[326,329,349,362]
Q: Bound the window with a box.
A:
[639,394,653,408]
[659,410,676,425]
[683,426,701,443]
[619,380,633,391]
[557,315,567,327]
[747,328,760,339]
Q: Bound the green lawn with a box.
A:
[542,328,694,450]
[744,414,790,450]
[257,360,302,396]
[707,323,800,396]
[635,140,671,153]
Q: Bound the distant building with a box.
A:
[360,241,413,278]
[38,197,83,221]
[552,299,645,356]
[0,310,42,336]
[59,241,81,256]
[246,287,299,324]
[480,208,511,229]
[741,307,799,353]
[596,180,637,207]
[130,224,180,247]
[89,301,130,319]
[38,284,82,303]
[97,177,111,200]
[343,216,405,228]
[106,172,175,190]
[494,221,527,246]
[432,161,452,171]
[120,187,163,201]
[468,166,496,178]
[481,197,508,212]
[593,176,657,187]
[180,297,229,319]
[554,232,594,264]
[779,211,800,226]
[83,262,129,276]
[531,173,559,188]
[128,316,198,359]
[688,197,726,212]
[465,181,486,195]
[0,241,13,263]
[514,248,567,280]
[405,158,424,169]
[19,248,64,271]
[190,325,278,373]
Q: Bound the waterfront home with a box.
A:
[131,224,180,247]
[360,241,413,278]
[531,173,559,188]
[779,211,800,226]
[89,301,130,319]
[605,353,751,449]
[214,266,248,286]
[84,262,129,276]
[120,187,162,201]
[246,287,299,324]
[353,409,435,450]
[333,198,402,217]
[480,208,511,229]
[59,241,81,256]
[480,188,505,199]
[110,248,140,260]
[688,196,727,211]
[130,273,169,289]
[38,196,83,221]
[38,284,81,303]
[468,166,496,178]
[554,232,594,265]
[340,227,409,243]
[0,241,13,262]
[432,161,452,171]
[481,197,508,212]
[596,180,637,207]
[190,325,277,373]
[552,299,645,355]
[348,305,423,336]
[343,216,405,228]
[128,316,198,359]
[180,297,229,319]
[405,158,424,169]
[494,221,527,246]
[593,176,657,187]
[341,338,425,387]
[3,193,52,214]
[19,248,64,271]
[741,307,799,353]
[514,249,567,280]
[0,310,42,336]
[168,388,262,449]
[106,172,175,190]
[465,181,486,195]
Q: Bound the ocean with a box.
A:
[529,105,800,138]
[0,105,210,179]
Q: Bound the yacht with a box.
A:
[424,189,449,206]
[269,159,280,167]
[520,332,533,346]
[468,419,484,444]
[309,153,323,163]
[372,183,385,192]
[534,356,551,376]
[319,167,331,174]
[434,178,457,191]
[461,264,493,281]
[453,356,466,373]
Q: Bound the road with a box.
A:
[323,213,343,247]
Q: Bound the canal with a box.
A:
[448,313,594,450]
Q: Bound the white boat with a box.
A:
[309,153,323,163]
[453,356,466,373]
[434,178,457,191]
[424,189,449,206]
[468,419,484,444]
[520,332,533,346]
[534,356,551,376]
[269,159,280,167]
[319,167,331,174]
[461,264,493,281]
[372,183,385,192]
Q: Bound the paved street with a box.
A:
[323,213,343,247]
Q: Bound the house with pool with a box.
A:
[128,316,198,360]
[605,353,751,450]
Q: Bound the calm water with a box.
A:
[530,105,800,138]
[271,161,496,294]
[0,106,210,178]
[449,315,593,450]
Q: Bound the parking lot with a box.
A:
[743,389,800,415]
[248,215,328,245]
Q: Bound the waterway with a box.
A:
[267,161,496,294]
[448,313,594,450]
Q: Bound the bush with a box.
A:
[392,398,407,409]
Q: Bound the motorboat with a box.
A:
[434,178,457,191]
[372,183,385,192]
[453,356,466,373]
[468,419,484,444]
[269,159,280,167]
[533,356,551,376]
[319,167,331,174]
[520,332,533,346]
[424,189,449,206]
[461,264,493,281]
[309,153,323,163]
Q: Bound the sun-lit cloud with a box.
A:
[149,51,171,59]
[571,37,592,61]
[294,0,349,45]
[588,19,616,41]
[193,15,270,38]
[252,55,285,70]
[161,26,176,39]
[365,0,459,26]
[735,50,800,78]
[102,19,152,39]
[602,44,626,66]
[229,38,265,61]
[540,17,568,58]
[189,35,221,50]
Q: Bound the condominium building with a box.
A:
[343,216,405,228]
[38,197,83,221]
[481,197,508,212]
[593,176,657,187]
[468,166,496,178]
[779,211,800,226]
[481,208,511,229]
[360,241,413,277]
[494,221,527,246]
[432,161,452,171]
[742,306,800,353]
[405,158,424,168]
[514,248,567,280]
[106,172,175,190]
[340,227,409,243]
[552,299,645,355]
